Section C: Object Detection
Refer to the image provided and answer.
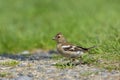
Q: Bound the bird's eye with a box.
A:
[57,36,60,38]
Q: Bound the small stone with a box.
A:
[62,77,70,80]
[18,63,26,67]
[36,66,45,72]
[101,72,108,78]
[0,78,7,80]
[17,73,24,76]
[59,73,65,76]
[39,77,46,80]
[15,76,32,80]
[46,69,54,74]
[9,79,16,80]
[21,51,30,55]
[27,73,33,77]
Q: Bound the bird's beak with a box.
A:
[52,37,55,40]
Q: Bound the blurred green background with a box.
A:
[0,0,119,54]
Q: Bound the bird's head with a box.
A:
[52,32,67,43]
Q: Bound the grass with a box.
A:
[0,72,12,78]
[0,72,8,77]
[0,60,19,67]
[54,62,75,69]
[0,0,120,70]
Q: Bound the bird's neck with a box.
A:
[58,40,67,44]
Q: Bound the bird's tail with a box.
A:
[78,45,97,52]
[87,46,97,50]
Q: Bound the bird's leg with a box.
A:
[69,58,76,63]
[65,58,73,65]
[72,58,76,62]
[78,56,84,65]
[70,58,78,66]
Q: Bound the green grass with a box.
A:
[0,72,8,77]
[54,62,75,69]
[53,53,120,70]
[0,72,12,78]
[0,0,120,70]
[0,60,19,67]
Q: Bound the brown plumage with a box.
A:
[52,32,96,58]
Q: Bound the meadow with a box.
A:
[0,0,120,70]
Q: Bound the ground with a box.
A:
[0,50,119,80]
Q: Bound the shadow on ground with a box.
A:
[0,50,57,61]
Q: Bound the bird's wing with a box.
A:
[76,45,97,51]
[62,45,85,52]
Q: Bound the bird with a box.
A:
[52,32,96,60]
